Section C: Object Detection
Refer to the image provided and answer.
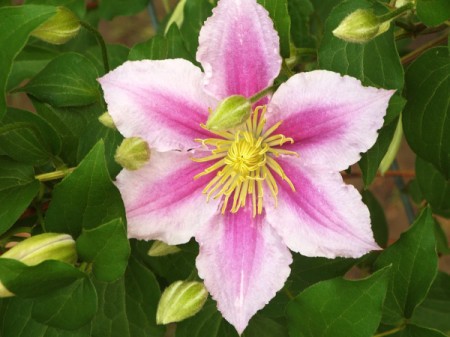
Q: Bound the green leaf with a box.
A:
[392,324,448,337]
[0,259,84,298]
[411,271,450,334]
[258,0,291,58]
[288,0,315,48]
[21,52,100,107]
[32,276,97,330]
[362,190,388,247]
[179,0,213,57]
[416,0,450,26]
[403,47,450,178]
[25,0,86,18]
[128,25,192,61]
[0,4,56,119]
[318,0,404,89]
[0,108,61,165]
[76,218,130,282]
[415,156,450,218]
[286,267,391,337]
[85,43,129,76]
[0,158,39,235]
[90,256,164,337]
[98,0,149,20]
[45,141,125,237]
[374,207,438,324]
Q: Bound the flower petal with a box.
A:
[196,202,292,334]
[116,150,220,245]
[267,70,395,171]
[266,157,379,258]
[99,59,216,152]
[197,0,281,100]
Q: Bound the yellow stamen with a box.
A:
[193,105,297,216]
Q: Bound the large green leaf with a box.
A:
[0,158,39,235]
[21,52,100,107]
[85,44,129,76]
[76,218,130,282]
[411,272,450,335]
[45,141,125,237]
[25,0,86,18]
[392,325,447,337]
[31,276,97,330]
[90,256,164,337]
[403,47,450,178]
[128,25,192,61]
[374,207,438,324]
[362,190,388,247]
[98,0,149,20]
[0,4,55,119]
[286,267,391,337]
[318,0,404,89]
[0,108,61,165]
[415,156,450,217]
[416,0,450,26]
[258,0,291,58]
[288,0,315,48]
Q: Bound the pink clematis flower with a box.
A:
[99,0,394,333]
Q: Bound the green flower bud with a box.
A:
[333,9,388,43]
[395,0,414,8]
[156,281,208,324]
[98,112,116,129]
[206,95,252,131]
[148,241,181,257]
[0,233,77,297]
[379,117,403,175]
[31,7,81,45]
[115,137,151,171]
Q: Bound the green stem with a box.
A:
[373,325,405,337]
[401,33,449,65]
[80,21,109,73]
[35,168,75,182]
[249,86,275,104]
[378,3,414,23]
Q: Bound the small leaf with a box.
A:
[286,267,391,337]
[21,52,100,107]
[416,0,450,26]
[76,218,130,282]
[374,207,438,324]
[45,141,125,237]
[403,47,450,178]
[0,4,56,119]
[31,276,97,330]
[0,158,39,235]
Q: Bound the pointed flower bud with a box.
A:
[148,241,181,257]
[98,112,116,129]
[333,9,389,43]
[115,137,151,171]
[31,7,81,45]
[156,281,208,324]
[206,95,252,131]
[0,233,77,297]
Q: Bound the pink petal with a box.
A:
[267,70,395,171]
[197,0,281,100]
[99,59,217,152]
[265,157,380,258]
[196,201,292,334]
[116,150,220,245]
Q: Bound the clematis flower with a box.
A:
[99,0,394,333]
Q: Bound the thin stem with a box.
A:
[342,170,415,178]
[401,33,449,65]
[79,21,109,73]
[378,3,414,22]
[35,168,75,182]
[249,86,275,104]
[374,325,405,337]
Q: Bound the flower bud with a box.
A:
[395,0,414,8]
[379,118,403,175]
[206,95,252,131]
[98,112,116,129]
[156,281,208,324]
[0,233,77,297]
[31,7,81,45]
[333,9,389,43]
[148,241,181,257]
[115,137,151,171]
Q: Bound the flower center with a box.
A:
[193,106,297,216]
